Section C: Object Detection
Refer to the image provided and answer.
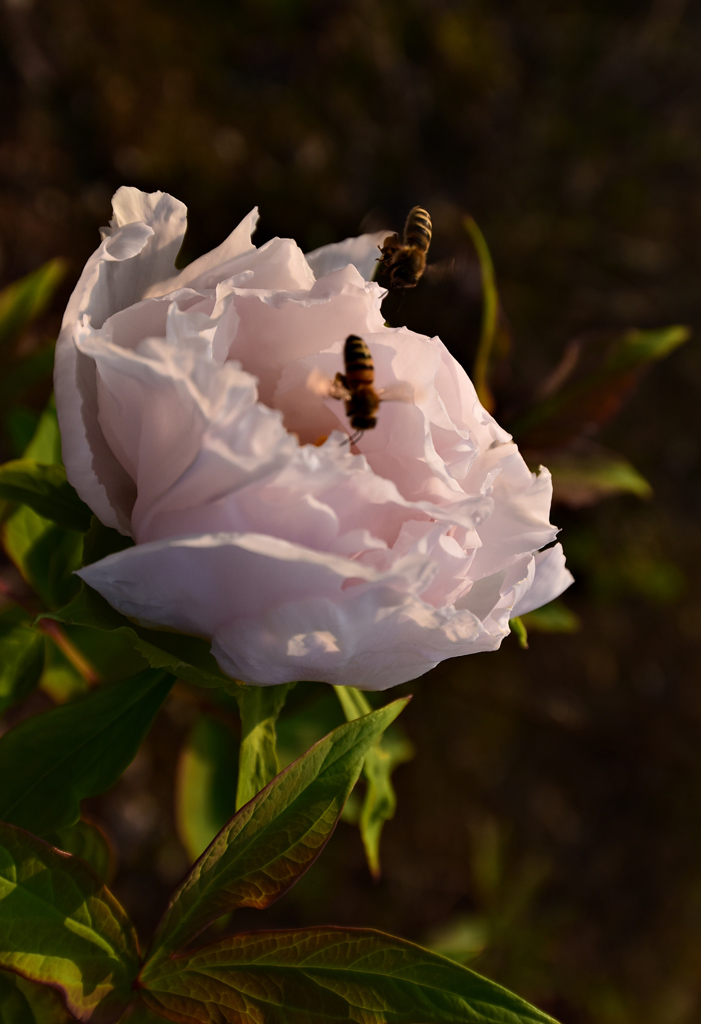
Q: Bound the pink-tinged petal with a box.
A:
[73,331,296,545]
[55,190,191,529]
[434,346,511,452]
[305,231,390,281]
[226,266,386,406]
[511,543,574,617]
[156,231,316,298]
[215,587,485,689]
[227,236,316,291]
[55,319,137,533]
[454,553,537,652]
[102,222,154,262]
[148,207,259,295]
[103,187,188,303]
[77,531,411,641]
[467,453,558,580]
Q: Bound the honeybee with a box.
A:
[308,334,414,445]
[376,206,432,290]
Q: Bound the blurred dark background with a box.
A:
[2,2,701,1022]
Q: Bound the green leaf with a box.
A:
[0,668,173,835]
[520,600,581,634]
[0,821,139,1024]
[0,609,45,716]
[0,346,56,411]
[541,444,653,508]
[0,260,65,352]
[47,819,113,883]
[140,926,558,1024]
[0,969,75,1023]
[3,507,83,610]
[232,683,293,810]
[49,584,234,690]
[334,687,414,879]
[602,324,689,371]
[511,325,690,448]
[0,400,82,610]
[425,914,488,965]
[0,461,92,533]
[176,715,239,863]
[148,698,409,959]
[22,399,62,466]
[6,408,40,459]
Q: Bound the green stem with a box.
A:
[334,685,392,879]
[464,215,498,413]
[510,616,529,649]
[231,682,293,810]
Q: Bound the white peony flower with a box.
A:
[54,188,573,690]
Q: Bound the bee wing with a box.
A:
[421,256,460,283]
[378,381,417,404]
[306,367,349,400]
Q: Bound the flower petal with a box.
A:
[55,318,136,533]
[224,265,386,407]
[102,187,188,306]
[511,543,574,617]
[148,207,260,296]
[305,231,390,281]
[77,530,404,640]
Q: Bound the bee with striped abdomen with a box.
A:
[377,206,432,290]
[307,334,415,445]
[328,334,382,443]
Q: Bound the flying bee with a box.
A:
[307,334,415,445]
[330,334,381,444]
[376,206,432,290]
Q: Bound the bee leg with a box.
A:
[339,429,364,448]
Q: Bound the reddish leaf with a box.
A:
[149,700,409,959]
[529,442,652,508]
[0,822,139,1023]
[512,325,689,449]
[139,927,558,1024]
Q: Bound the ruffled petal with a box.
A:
[305,231,390,281]
[467,454,558,580]
[511,542,574,617]
[224,265,386,407]
[72,329,299,545]
[77,532,384,635]
[102,188,188,309]
[148,207,260,296]
[214,586,485,689]
[55,318,136,533]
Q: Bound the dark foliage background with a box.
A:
[2,2,701,1021]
